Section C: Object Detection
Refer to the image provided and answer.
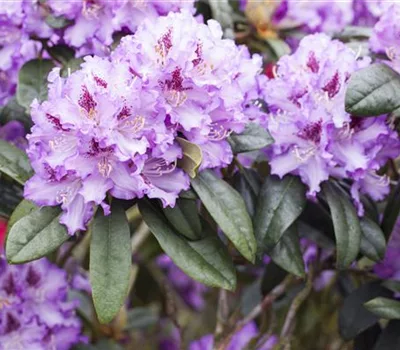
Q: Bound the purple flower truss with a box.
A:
[261,33,400,214]
[24,10,263,235]
[0,256,83,350]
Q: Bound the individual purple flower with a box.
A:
[157,254,208,311]
[374,220,400,280]
[25,55,189,235]
[158,319,181,350]
[261,34,400,211]
[0,121,27,150]
[189,322,278,350]
[0,255,83,350]
[112,10,263,170]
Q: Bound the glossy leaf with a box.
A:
[6,206,69,264]
[177,137,202,178]
[228,123,274,154]
[163,198,202,240]
[7,199,37,235]
[365,298,400,320]
[268,225,305,277]
[360,217,386,262]
[254,175,306,255]
[0,140,32,185]
[233,168,261,217]
[139,199,236,290]
[17,59,55,110]
[45,14,72,29]
[90,203,132,324]
[323,182,361,269]
[345,63,400,116]
[191,170,256,262]
[374,321,400,350]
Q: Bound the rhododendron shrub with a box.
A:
[0,1,400,349]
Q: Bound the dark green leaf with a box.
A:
[381,182,400,240]
[179,189,198,200]
[336,26,372,40]
[125,307,159,330]
[61,58,84,77]
[0,179,24,218]
[374,320,400,350]
[139,199,236,290]
[354,324,381,350]
[17,59,55,110]
[233,168,261,217]
[7,200,37,235]
[163,198,202,240]
[345,63,400,116]
[322,182,361,269]
[268,225,305,277]
[191,170,256,262]
[47,45,75,65]
[177,137,202,178]
[360,217,386,262]
[0,140,32,185]
[365,297,400,320]
[382,280,400,294]
[90,202,132,324]
[228,123,274,153]
[6,206,69,263]
[339,282,392,340]
[254,175,306,255]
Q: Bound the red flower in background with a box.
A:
[0,219,7,249]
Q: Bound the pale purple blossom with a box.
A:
[0,256,83,350]
[261,34,400,212]
[112,10,263,170]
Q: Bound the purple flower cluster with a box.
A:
[0,1,194,106]
[0,121,27,150]
[157,255,208,310]
[24,10,263,235]
[261,34,400,213]
[46,0,195,57]
[189,322,278,350]
[0,256,83,350]
[370,4,400,68]
[352,0,391,26]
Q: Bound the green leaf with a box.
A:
[339,282,392,340]
[0,140,32,185]
[90,202,132,324]
[268,225,305,277]
[336,26,372,40]
[47,45,75,65]
[0,97,31,129]
[191,170,256,262]
[365,298,400,320]
[360,217,386,262]
[7,200,37,235]
[139,199,236,290]
[6,206,69,263]
[125,307,159,330]
[381,182,400,240]
[323,181,361,269]
[45,14,72,29]
[162,198,202,241]
[345,63,400,116]
[61,58,84,77]
[17,59,55,111]
[254,175,306,255]
[228,123,274,154]
[176,137,202,178]
[265,38,291,58]
[374,320,400,350]
[233,168,261,217]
